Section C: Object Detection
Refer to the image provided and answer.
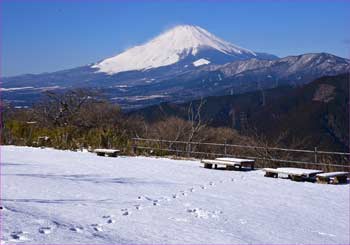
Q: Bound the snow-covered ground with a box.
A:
[1,146,349,244]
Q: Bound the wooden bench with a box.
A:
[94,149,120,157]
[216,157,255,170]
[316,172,349,184]
[201,157,255,170]
[263,167,323,181]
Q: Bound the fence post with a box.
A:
[175,141,179,157]
[132,138,137,155]
[224,140,227,156]
[160,139,163,155]
[314,147,318,163]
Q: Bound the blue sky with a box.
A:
[1,0,349,77]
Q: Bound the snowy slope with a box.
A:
[91,25,259,74]
[1,146,349,244]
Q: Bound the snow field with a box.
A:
[1,146,349,244]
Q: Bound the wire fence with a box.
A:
[131,138,350,172]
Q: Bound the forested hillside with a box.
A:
[133,73,350,151]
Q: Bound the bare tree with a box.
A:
[186,98,207,143]
[34,89,102,127]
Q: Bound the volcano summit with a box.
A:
[91,25,277,74]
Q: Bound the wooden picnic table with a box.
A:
[216,157,255,170]
[263,167,323,181]
[201,157,255,170]
[94,149,120,157]
[316,172,349,184]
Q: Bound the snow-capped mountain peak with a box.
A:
[91,25,260,75]
[149,25,256,56]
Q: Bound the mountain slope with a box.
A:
[214,53,349,83]
[132,73,350,151]
[111,53,348,108]
[91,25,275,74]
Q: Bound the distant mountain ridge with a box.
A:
[1,25,349,109]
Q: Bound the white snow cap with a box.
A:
[92,25,256,74]
[193,58,211,67]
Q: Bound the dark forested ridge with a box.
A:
[132,73,350,152]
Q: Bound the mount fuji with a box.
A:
[2,25,349,109]
[91,25,276,74]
